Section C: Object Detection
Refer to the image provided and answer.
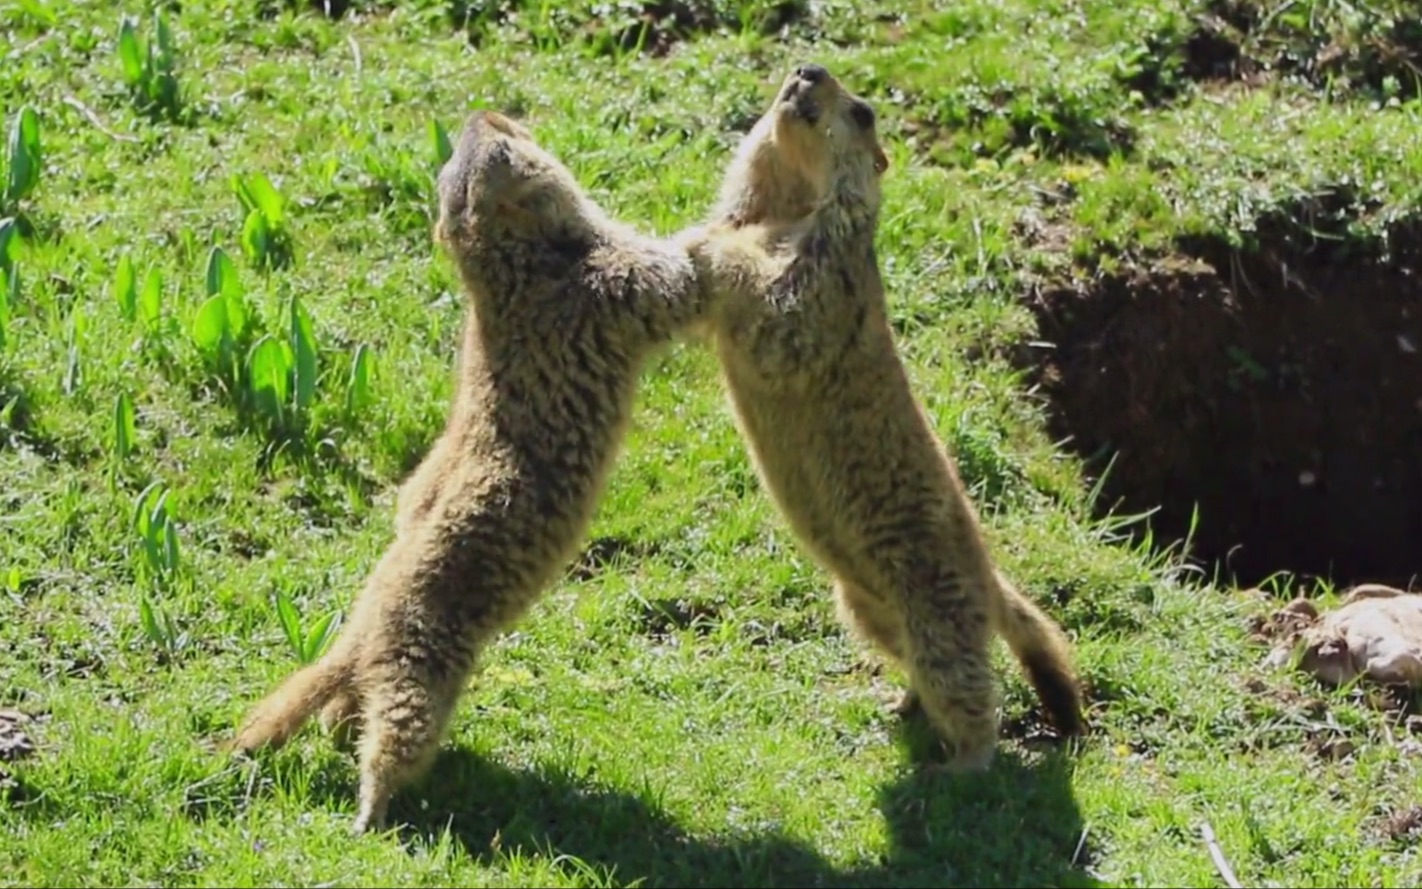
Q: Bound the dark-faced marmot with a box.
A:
[227,110,704,833]
[679,64,1085,769]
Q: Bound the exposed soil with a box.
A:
[566,534,659,582]
[631,595,725,640]
[0,710,35,764]
[1379,804,1422,845]
[593,0,809,58]
[1018,223,1422,589]
[310,0,351,17]
[448,0,810,56]
[0,708,37,802]
[1178,0,1422,99]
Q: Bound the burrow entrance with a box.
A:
[1018,224,1422,590]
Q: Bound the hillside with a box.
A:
[1,0,1420,885]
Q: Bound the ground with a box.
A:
[1,0,1420,886]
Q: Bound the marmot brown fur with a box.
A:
[226,110,704,833]
[679,64,1085,769]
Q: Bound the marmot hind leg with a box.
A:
[319,690,363,752]
[833,578,919,715]
[349,666,467,835]
[898,576,1001,770]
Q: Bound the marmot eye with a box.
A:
[849,100,875,130]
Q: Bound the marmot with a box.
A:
[226,109,704,834]
[679,64,1085,769]
[390,315,477,537]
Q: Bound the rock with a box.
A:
[0,709,35,763]
[1262,585,1422,687]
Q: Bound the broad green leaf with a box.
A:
[63,344,80,395]
[156,72,179,114]
[242,172,284,226]
[153,10,175,71]
[275,589,301,654]
[115,254,137,321]
[345,343,372,414]
[204,245,238,297]
[161,521,179,574]
[241,209,269,266]
[205,246,247,336]
[16,107,40,173]
[148,486,171,530]
[0,267,9,351]
[67,301,87,343]
[191,294,229,353]
[143,534,161,576]
[430,119,453,169]
[230,174,253,213]
[139,266,162,325]
[138,597,161,644]
[133,481,164,535]
[62,304,83,395]
[0,217,16,271]
[247,334,291,419]
[143,42,160,102]
[289,295,318,413]
[114,392,136,460]
[117,18,144,85]
[5,106,42,204]
[303,611,338,662]
[225,292,248,341]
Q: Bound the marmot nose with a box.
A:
[795,63,829,85]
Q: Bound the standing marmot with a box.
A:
[679,64,1085,769]
[226,110,704,834]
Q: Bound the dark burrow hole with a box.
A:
[1016,218,1422,590]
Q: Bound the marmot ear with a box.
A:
[473,109,534,142]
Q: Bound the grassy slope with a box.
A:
[1,0,1420,885]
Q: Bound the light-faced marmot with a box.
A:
[226,110,704,834]
[679,64,1085,769]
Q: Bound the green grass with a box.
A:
[3,0,1421,885]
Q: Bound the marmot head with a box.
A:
[772,63,889,187]
[716,63,888,226]
[435,109,594,248]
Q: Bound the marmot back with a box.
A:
[681,65,1085,769]
[226,110,704,834]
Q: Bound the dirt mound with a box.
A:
[446,0,811,56]
[593,0,809,56]
[0,708,37,800]
[1019,223,1422,589]
[1181,0,1422,99]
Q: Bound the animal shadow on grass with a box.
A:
[367,715,1098,889]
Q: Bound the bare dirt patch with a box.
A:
[1378,804,1422,845]
[566,535,659,582]
[591,0,809,57]
[0,708,38,802]
[1179,0,1422,99]
[630,595,725,640]
[1017,219,1422,589]
[446,0,812,56]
